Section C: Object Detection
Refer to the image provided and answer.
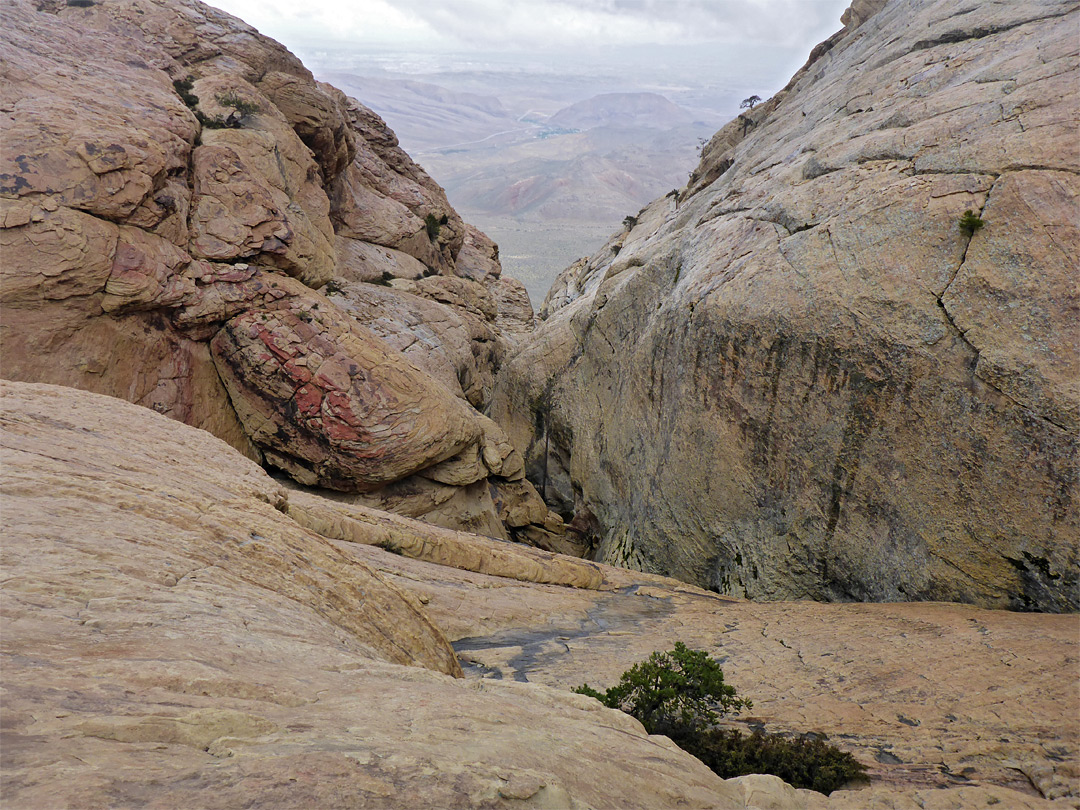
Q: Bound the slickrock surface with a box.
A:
[353,541,1080,808]
[491,0,1079,610]
[1,380,779,810]
[0,0,560,542]
[288,487,603,589]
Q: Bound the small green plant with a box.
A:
[216,92,261,119]
[573,642,751,735]
[173,75,199,109]
[187,91,261,130]
[959,210,984,236]
[424,213,448,241]
[622,215,638,230]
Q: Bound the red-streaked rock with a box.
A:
[211,281,484,490]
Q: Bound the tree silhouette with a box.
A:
[740,95,762,110]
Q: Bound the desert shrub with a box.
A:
[425,213,448,241]
[671,727,868,795]
[573,642,751,735]
[959,210,984,235]
[623,215,638,229]
[575,644,868,795]
[66,0,95,6]
[216,91,261,119]
[173,75,199,109]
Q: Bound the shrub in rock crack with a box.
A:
[173,75,199,109]
[959,210,985,236]
[215,91,261,120]
[425,213,449,241]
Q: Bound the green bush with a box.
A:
[671,727,868,795]
[173,76,199,109]
[424,213,448,241]
[574,645,868,795]
[959,210,985,236]
[216,92,261,119]
[573,642,751,735]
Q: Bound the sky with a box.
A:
[209,0,854,53]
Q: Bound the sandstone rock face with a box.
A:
[492,0,1079,610]
[1,0,556,542]
[0,380,785,810]
[0,381,461,676]
[330,99,465,275]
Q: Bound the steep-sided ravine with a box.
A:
[490,0,1079,612]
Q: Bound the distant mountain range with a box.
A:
[315,68,728,304]
[547,92,697,130]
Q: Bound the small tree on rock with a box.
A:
[959,210,985,236]
[740,95,762,110]
[574,642,751,735]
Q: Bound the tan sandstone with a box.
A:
[1,0,559,542]
[491,0,1079,611]
[2,380,797,810]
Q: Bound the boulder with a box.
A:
[334,236,428,283]
[455,224,502,282]
[209,277,485,491]
[486,275,537,350]
[326,280,496,409]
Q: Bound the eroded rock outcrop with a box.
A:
[0,0,559,544]
[5,379,1075,809]
[492,0,1079,610]
[1,380,780,810]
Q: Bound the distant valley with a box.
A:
[302,44,794,304]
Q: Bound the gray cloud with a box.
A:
[211,0,851,53]
[386,0,851,49]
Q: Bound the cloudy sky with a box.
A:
[211,0,853,52]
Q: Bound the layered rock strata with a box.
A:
[8,382,1080,810]
[5,381,1072,808]
[0,380,769,810]
[491,0,1079,610]
[0,0,555,544]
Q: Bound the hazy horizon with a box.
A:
[206,0,854,304]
